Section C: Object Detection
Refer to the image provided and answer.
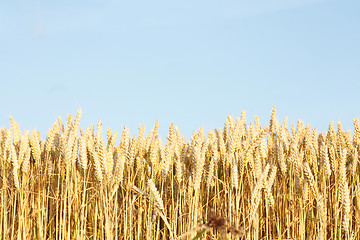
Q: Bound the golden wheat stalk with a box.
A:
[2,108,360,240]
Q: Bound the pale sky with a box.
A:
[1,0,359,139]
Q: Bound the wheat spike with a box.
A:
[320,142,332,178]
[148,178,165,213]
[231,157,239,188]
[30,129,41,164]
[193,141,205,190]
[270,106,279,133]
[265,165,277,207]
[87,136,103,182]
[353,118,360,149]
[303,161,319,198]
[249,164,270,222]
[9,116,21,146]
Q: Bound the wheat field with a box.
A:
[1,108,360,239]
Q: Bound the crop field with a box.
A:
[1,108,360,239]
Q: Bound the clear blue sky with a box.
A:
[1,0,359,139]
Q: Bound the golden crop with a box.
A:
[1,107,359,239]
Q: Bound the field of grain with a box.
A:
[1,107,360,239]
